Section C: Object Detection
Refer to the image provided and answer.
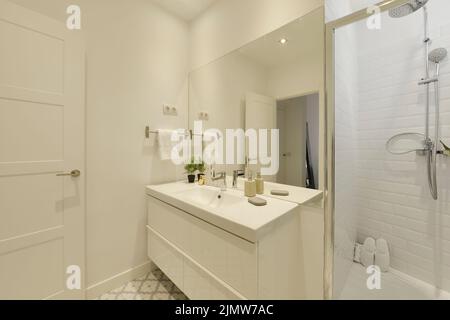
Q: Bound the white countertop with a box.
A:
[230,177,323,205]
[146,181,299,242]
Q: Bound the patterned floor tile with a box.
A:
[140,280,160,293]
[96,267,188,301]
[98,293,117,300]
[123,280,143,293]
[134,293,153,300]
[134,274,148,281]
[109,285,126,293]
[117,293,136,300]
[151,292,172,300]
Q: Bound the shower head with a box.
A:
[429,48,448,63]
[389,0,429,18]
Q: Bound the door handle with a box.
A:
[56,170,81,178]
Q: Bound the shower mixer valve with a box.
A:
[416,139,450,157]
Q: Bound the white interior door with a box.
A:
[245,92,277,181]
[0,0,85,299]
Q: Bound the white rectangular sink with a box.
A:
[146,181,298,242]
[174,188,242,209]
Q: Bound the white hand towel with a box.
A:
[157,129,176,161]
[375,238,390,272]
[360,237,376,268]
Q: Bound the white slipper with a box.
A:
[360,237,376,267]
[375,238,390,272]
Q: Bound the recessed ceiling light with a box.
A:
[279,38,288,45]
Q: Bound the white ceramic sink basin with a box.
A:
[146,181,298,242]
[175,188,242,209]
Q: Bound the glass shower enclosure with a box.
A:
[325,0,450,300]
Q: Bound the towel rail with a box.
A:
[145,126,205,139]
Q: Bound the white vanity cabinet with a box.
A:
[146,193,306,300]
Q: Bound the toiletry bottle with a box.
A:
[256,172,264,195]
[245,171,256,197]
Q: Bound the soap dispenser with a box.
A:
[245,171,256,197]
[256,172,264,195]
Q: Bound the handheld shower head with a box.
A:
[389,0,429,18]
[429,48,448,64]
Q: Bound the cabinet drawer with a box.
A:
[147,196,258,298]
[183,258,244,300]
[147,226,183,291]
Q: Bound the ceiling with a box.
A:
[152,0,219,21]
[238,9,323,69]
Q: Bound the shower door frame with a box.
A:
[324,0,411,300]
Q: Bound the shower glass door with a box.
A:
[327,0,450,300]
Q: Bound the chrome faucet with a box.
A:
[211,171,227,191]
[232,169,245,189]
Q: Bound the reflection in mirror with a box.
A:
[277,94,319,188]
[189,8,324,189]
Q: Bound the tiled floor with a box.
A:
[97,267,188,300]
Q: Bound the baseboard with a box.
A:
[86,261,151,300]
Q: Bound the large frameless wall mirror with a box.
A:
[188,7,325,190]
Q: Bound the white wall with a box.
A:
[189,0,324,70]
[9,0,190,294]
[85,0,189,292]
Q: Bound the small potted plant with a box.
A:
[197,160,206,181]
[184,158,197,183]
